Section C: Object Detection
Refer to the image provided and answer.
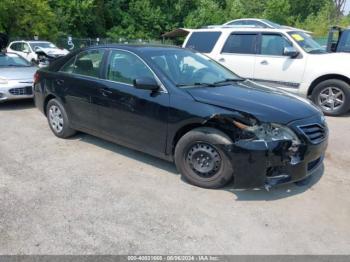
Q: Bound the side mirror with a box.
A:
[283,46,299,58]
[133,77,159,91]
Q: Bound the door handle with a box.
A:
[260,60,269,65]
[218,57,225,62]
[100,88,112,96]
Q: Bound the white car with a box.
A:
[0,52,37,102]
[6,40,69,64]
[183,27,350,116]
[222,18,311,33]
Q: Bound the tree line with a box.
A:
[0,0,349,41]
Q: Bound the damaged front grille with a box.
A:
[298,124,326,144]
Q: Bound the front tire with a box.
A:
[311,79,350,116]
[46,99,76,138]
[174,127,234,189]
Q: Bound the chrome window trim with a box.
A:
[59,48,168,94]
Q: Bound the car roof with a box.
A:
[83,44,183,53]
[185,27,295,33]
[10,40,51,43]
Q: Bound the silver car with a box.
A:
[0,52,37,102]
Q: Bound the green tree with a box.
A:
[184,0,225,28]
[263,0,291,24]
[0,0,57,39]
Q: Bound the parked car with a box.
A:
[183,27,350,116]
[221,18,312,33]
[0,52,37,102]
[327,26,350,53]
[34,45,328,189]
[7,40,69,65]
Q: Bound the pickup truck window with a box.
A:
[185,32,221,53]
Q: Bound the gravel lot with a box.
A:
[0,99,349,255]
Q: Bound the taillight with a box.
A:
[34,71,40,84]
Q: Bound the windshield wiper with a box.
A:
[176,79,243,88]
[176,82,216,88]
[213,78,244,85]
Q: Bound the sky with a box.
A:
[345,1,350,15]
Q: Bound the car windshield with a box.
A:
[144,49,242,87]
[288,31,326,54]
[29,42,57,50]
[0,53,32,67]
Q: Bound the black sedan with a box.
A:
[34,45,328,189]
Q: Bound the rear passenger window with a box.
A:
[222,34,257,54]
[185,32,221,53]
[73,50,104,77]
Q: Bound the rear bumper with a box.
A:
[0,81,34,101]
[33,82,45,114]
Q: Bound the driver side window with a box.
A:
[107,50,154,85]
[260,34,292,56]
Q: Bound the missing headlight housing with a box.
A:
[233,121,300,144]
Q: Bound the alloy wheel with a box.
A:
[49,105,64,133]
[318,86,345,112]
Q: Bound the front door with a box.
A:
[97,49,169,156]
[253,33,307,92]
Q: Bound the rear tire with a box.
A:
[174,127,234,189]
[46,99,76,138]
[311,79,350,116]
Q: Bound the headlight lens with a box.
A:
[0,77,8,84]
[233,121,300,144]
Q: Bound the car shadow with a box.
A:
[73,133,179,175]
[72,132,324,201]
[0,99,35,111]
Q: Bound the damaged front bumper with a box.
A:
[221,116,328,189]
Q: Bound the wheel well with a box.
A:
[308,74,350,96]
[43,94,56,115]
[171,119,235,155]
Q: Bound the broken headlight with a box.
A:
[233,121,300,144]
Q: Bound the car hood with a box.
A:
[0,66,37,80]
[185,80,320,124]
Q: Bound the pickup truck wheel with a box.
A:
[46,99,76,138]
[311,79,350,116]
[174,127,234,189]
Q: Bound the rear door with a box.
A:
[57,49,106,130]
[253,33,306,91]
[215,33,258,78]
